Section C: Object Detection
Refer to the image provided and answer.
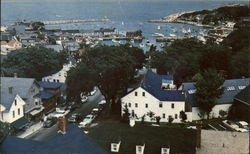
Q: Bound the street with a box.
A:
[27,89,104,141]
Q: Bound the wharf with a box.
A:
[156,37,179,42]
[43,18,110,25]
[102,37,143,42]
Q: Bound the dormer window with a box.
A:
[161,147,170,154]
[136,144,145,154]
[238,86,246,90]
[227,86,235,91]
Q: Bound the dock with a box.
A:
[156,37,179,42]
[43,18,110,25]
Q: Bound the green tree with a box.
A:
[195,68,225,119]
[1,47,67,80]
[66,45,145,112]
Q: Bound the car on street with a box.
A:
[68,113,82,123]
[81,96,88,103]
[78,115,95,128]
[51,108,70,118]
[91,108,99,115]
[43,117,57,128]
[89,89,97,96]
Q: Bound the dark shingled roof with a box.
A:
[39,81,62,89]
[182,78,250,107]
[0,125,107,154]
[234,85,250,105]
[141,70,184,102]
[0,77,37,111]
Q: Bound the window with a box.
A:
[171,103,174,109]
[135,92,138,96]
[163,113,165,118]
[227,86,235,91]
[13,111,15,118]
[57,80,59,82]
[145,104,148,108]
[35,102,38,105]
[135,103,138,108]
[128,103,131,107]
[159,102,163,108]
[238,86,246,90]
[18,108,20,115]
[14,100,17,106]
[175,114,178,119]
[53,79,56,82]
[142,92,145,96]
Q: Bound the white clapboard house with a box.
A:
[121,70,185,123]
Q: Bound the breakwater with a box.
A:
[43,18,110,25]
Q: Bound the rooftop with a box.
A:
[0,77,38,111]
[234,85,250,105]
[141,70,184,102]
[182,78,250,107]
[0,125,107,154]
[39,81,62,89]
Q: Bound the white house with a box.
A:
[1,77,43,121]
[182,78,250,121]
[0,93,26,123]
[42,62,74,83]
[121,70,186,123]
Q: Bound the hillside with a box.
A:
[178,5,249,26]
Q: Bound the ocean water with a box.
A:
[1,0,248,49]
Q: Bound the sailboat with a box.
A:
[122,21,124,26]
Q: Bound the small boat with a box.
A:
[156,26,161,30]
[112,39,118,43]
[160,43,165,48]
[152,33,164,37]
[169,33,176,37]
[139,43,144,48]
[146,40,152,46]
[130,39,135,43]
[138,22,143,26]
[187,28,191,33]
[122,21,124,25]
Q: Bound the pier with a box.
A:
[43,18,110,25]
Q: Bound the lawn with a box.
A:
[88,121,197,154]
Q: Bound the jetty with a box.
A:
[156,37,179,42]
[43,18,110,25]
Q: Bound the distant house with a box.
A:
[121,70,185,123]
[39,81,63,113]
[0,125,107,154]
[0,40,22,51]
[43,44,63,52]
[95,28,117,36]
[42,62,74,83]
[1,77,43,122]
[232,85,250,123]
[182,78,250,120]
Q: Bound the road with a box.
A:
[27,89,104,142]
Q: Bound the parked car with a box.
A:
[81,96,88,103]
[91,108,99,115]
[43,117,57,128]
[68,113,81,123]
[78,115,95,128]
[89,89,97,96]
[98,100,106,105]
[235,121,249,132]
[222,120,239,130]
[51,108,70,118]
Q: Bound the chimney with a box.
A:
[14,73,18,78]
[8,87,13,94]
[58,116,67,134]
[196,124,201,148]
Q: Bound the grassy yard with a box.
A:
[88,121,197,154]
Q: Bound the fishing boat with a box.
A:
[169,33,177,37]
[152,33,164,37]
[146,40,152,46]
[112,39,118,43]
